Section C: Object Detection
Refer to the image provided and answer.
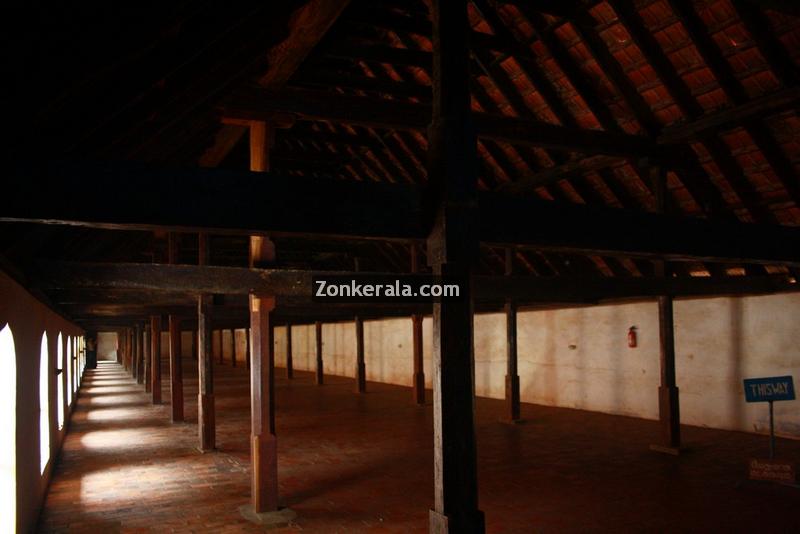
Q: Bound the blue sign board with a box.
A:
[743,376,795,403]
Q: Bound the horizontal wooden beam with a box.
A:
[658,86,800,144]
[224,87,666,157]
[479,192,800,266]
[6,162,800,265]
[35,262,799,303]
[2,160,424,240]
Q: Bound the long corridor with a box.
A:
[39,359,800,532]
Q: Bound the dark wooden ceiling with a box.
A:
[4,0,800,327]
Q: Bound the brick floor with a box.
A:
[38,359,800,533]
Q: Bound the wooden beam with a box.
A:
[657,86,800,144]
[36,261,800,301]
[11,163,800,265]
[1,161,424,240]
[198,0,351,166]
[224,86,667,157]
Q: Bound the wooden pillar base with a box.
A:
[657,385,681,449]
[251,433,279,513]
[430,509,485,534]
[413,372,426,405]
[355,362,366,393]
[505,374,521,422]
[198,393,216,452]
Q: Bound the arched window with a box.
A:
[0,324,17,533]
[66,337,73,406]
[57,333,64,431]
[40,333,50,474]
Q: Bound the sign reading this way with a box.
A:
[743,376,795,403]
[742,375,796,484]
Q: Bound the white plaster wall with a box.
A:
[97,332,118,361]
[287,293,800,439]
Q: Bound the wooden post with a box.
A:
[198,232,215,451]
[411,243,425,405]
[427,1,484,531]
[651,165,681,453]
[315,321,324,385]
[249,120,280,513]
[285,324,293,379]
[131,326,139,379]
[150,315,162,404]
[136,324,145,384]
[231,329,237,368]
[219,330,224,365]
[505,249,520,422]
[246,327,251,371]
[143,325,151,393]
[168,232,184,422]
[355,316,366,393]
[169,316,184,422]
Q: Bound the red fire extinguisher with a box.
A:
[627,326,637,348]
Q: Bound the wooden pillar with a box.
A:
[246,327,251,371]
[136,324,145,384]
[285,324,293,379]
[427,1,484,531]
[219,330,224,365]
[355,316,366,393]
[315,321,324,385]
[411,244,425,405]
[150,315,162,404]
[198,232,215,451]
[651,165,681,452]
[131,326,139,379]
[167,232,184,421]
[249,120,279,512]
[143,326,151,393]
[504,249,520,422]
[169,316,184,422]
[231,329,237,368]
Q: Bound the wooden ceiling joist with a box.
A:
[224,86,670,158]
[5,161,800,266]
